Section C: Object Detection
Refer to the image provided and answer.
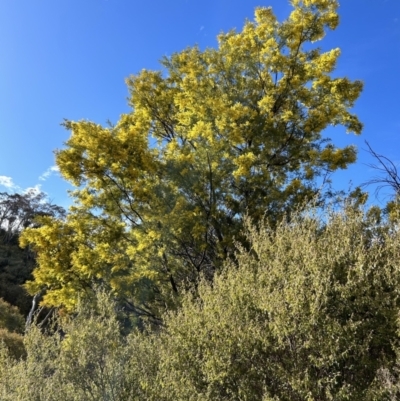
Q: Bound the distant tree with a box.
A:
[21,0,363,321]
[0,190,65,245]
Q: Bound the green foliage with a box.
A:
[154,204,400,400]
[0,322,64,401]
[0,242,35,316]
[0,291,147,400]
[0,299,26,360]
[0,298,25,333]
[21,0,362,321]
[0,329,25,360]
[3,204,400,400]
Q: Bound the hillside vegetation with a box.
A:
[2,204,400,400]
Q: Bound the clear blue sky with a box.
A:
[1,0,399,209]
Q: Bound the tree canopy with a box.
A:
[21,0,363,320]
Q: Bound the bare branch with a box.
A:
[362,141,400,199]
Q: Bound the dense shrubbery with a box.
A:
[2,204,400,400]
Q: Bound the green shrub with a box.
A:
[2,205,400,400]
[154,205,400,400]
[0,298,26,361]
[0,290,155,401]
[0,329,25,360]
[0,298,25,333]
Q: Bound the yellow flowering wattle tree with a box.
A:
[21,0,363,321]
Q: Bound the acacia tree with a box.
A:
[21,0,363,320]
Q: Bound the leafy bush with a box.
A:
[0,298,26,360]
[0,290,157,401]
[0,329,25,360]
[2,204,400,400]
[0,298,25,333]
[154,205,400,400]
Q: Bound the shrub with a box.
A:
[2,204,400,400]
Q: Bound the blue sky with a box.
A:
[1,0,399,209]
